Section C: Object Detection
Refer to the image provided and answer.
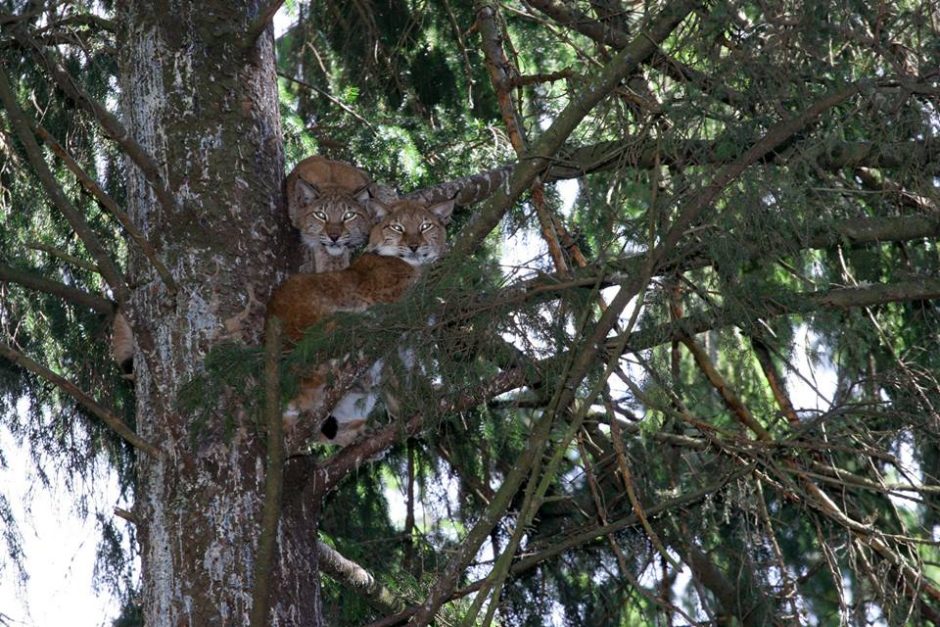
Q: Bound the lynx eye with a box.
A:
[419,222,434,232]
[388,224,405,233]
[313,210,328,221]
[342,211,358,221]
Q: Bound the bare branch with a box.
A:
[0,340,161,457]
[25,241,100,274]
[277,71,377,131]
[0,262,113,315]
[0,67,130,305]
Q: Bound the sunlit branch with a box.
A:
[680,334,773,439]
[0,340,161,457]
[750,337,801,427]
[316,541,406,615]
[30,120,178,295]
[0,67,130,305]
[0,262,113,315]
[13,28,181,219]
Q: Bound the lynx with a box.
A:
[268,197,455,445]
[285,156,375,273]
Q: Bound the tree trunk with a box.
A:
[116,1,319,624]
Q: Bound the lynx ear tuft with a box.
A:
[354,185,372,204]
[368,199,391,223]
[296,178,320,204]
[428,198,456,225]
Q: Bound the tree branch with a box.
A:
[13,28,181,219]
[0,340,161,457]
[0,67,130,305]
[408,135,939,208]
[313,367,532,496]
[316,540,406,615]
[242,0,284,50]
[363,469,748,627]
[0,262,113,315]
[614,277,940,358]
[447,0,698,259]
[476,4,572,274]
[250,317,285,627]
[25,241,100,274]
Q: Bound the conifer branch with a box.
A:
[408,135,939,208]
[680,334,773,439]
[524,0,751,109]
[0,262,113,315]
[411,77,872,625]
[616,276,940,354]
[363,470,746,627]
[476,4,575,275]
[25,241,100,274]
[250,317,285,627]
[29,120,178,295]
[0,340,162,457]
[13,29,181,220]
[313,367,532,495]
[0,67,130,306]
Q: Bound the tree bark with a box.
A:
[116,1,318,624]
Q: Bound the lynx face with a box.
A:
[368,198,455,266]
[293,179,374,257]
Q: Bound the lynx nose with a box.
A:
[409,244,419,253]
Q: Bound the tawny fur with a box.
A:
[268,253,418,343]
[268,197,454,445]
[111,310,134,378]
[285,156,375,273]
